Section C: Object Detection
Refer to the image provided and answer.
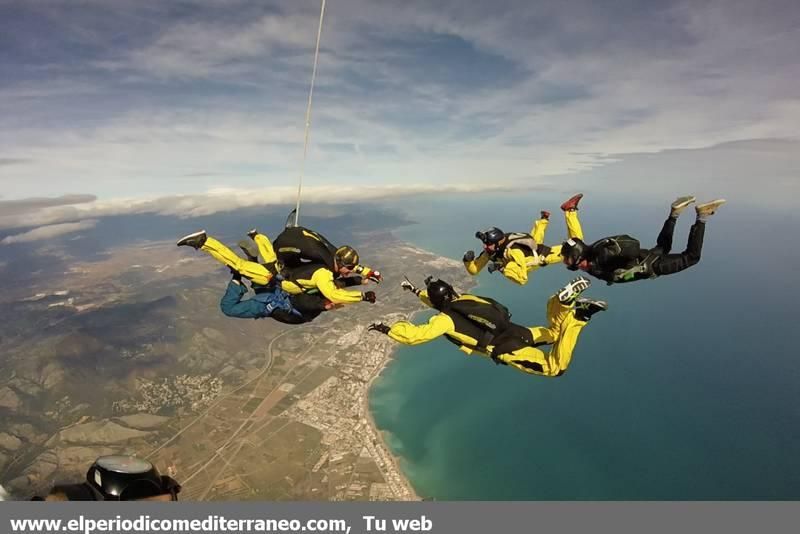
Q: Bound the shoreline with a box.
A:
[362,308,425,501]
[360,239,477,502]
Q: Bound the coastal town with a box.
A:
[0,234,473,501]
[141,239,472,501]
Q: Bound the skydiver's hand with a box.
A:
[367,270,383,284]
[487,262,501,274]
[368,322,391,335]
[400,279,421,295]
[362,291,377,303]
[462,250,475,262]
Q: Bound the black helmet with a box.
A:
[475,227,505,246]
[425,278,459,310]
[561,238,588,270]
[334,246,359,268]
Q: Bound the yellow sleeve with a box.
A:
[464,251,490,275]
[311,268,364,304]
[388,313,455,345]
[502,248,529,285]
[416,289,434,308]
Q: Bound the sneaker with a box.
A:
[540,210,551,220]
[574,298,608,321]
[238,240,259,262]
[695,199,726,219]
[246,228,258,239]
[176,230,207,249]
[556,276,591,305]
[560,193,583,212]
[670,195,696,217]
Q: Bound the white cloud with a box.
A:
[0,182,538,231]
[1,220,99,245]
[1,0,799,201]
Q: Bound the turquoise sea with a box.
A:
[369,191,800,499]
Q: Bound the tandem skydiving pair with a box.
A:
[177,225,382,324]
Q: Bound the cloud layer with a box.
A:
[1,0,798,201]
[1,220,99,245]
[0,182,530,231]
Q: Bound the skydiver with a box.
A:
[176,228,379,310]
[463,193,585,285]
[368,275,607,377]
[249,225,381,305]
[560,196,726,284]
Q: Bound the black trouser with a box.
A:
[491,323,549,356]
[650,217,706,276]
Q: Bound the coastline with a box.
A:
[360,239,477,502]
[362,319,421,501]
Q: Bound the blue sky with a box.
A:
[1,0,799,238]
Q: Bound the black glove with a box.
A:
[462,250,475,262]
[368,322,391,334]
[362,291,377,303]
[487,262,501,274]
[228,267,242,283]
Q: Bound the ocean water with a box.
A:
[369,191,800,500]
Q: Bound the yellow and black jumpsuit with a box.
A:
[198,233,373,305]
[387,292,589,377]
[464,211,584,285]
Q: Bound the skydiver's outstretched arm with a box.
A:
[384,313,455,346]
[311,268,369,304]
[336,276,364,288]
[463,250,490,275]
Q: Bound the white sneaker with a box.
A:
[557,276,591,305]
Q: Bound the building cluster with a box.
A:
[113,374,223,414]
